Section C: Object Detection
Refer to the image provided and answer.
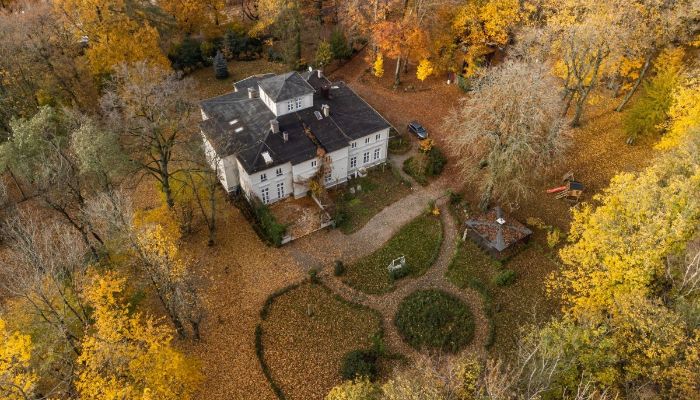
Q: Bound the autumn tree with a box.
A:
[76,273,201,399]
[160,0,227,35]
[0,318,37,400]
[0,106,113,257]
[0,2,96,137]
[623,48,685,142]
[373,53,384,78]
[54,0,169,76]
[443,60,570,209]
[451,0,522,76]
[544,132,700,396]
[101,62,197,209]
[656,67,700,150]
[611,0,695,111]
[315,40,333,68]
[416,59,434,82]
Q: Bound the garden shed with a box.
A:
[463,207,532,259]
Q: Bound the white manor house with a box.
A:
[199,69,391,205]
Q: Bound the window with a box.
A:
[363,151,370,164]
[375,133,381,140]
[261,188,270,204]
[276,182,285,198]
[365,137,370,144]
[374,148,380,160]
[260,173,267,182]
[311,160,317,168]
[351,142,357,149]
[295,97,303,109]
[287,100,294,111]
[276,168,283,177]
[350,156,357,169]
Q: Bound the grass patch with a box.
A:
[395,289,475,353]
[332,166,412,234]
[343,214,443,294]
[446,240,501,349]
[259,282,382,400]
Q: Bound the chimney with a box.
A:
[321,104,330,117]
[283,131,289,143]
[321,85,330,99]
[248,87,257,99]
[270,119,279,134]
[317,69,323,79]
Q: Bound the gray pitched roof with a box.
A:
[199,71,391,175]
[258,72,315,102]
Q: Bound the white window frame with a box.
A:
[276,182,285,198]
[295,97,302,109]
[261,187,270,204]
[365,137,370,144]
[375,133,381,140]
[260,173,267,182]
[351,142,357,149]
[276,168,283,176]
[373,148,380,160]
[324,171,332,183]
[363,151,370,164]
[311,160,317,168]
[287,100,294,111]
[350,156,357,169]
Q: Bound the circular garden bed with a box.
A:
[395,289,475,353]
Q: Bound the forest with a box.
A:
[0,0,699,399]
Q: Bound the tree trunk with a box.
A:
[571,52,604,127]
[402,56,409,74]
[615,53,653,112]
[394,56,401,88]
[7,167,27,201]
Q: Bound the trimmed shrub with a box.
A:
[395,289,475,353]
[253,201,287,246]
[309,268,319,284]
[493,269,517,286]
[389,265,409,281]
[340,349,378,381]
[334,260,345,276]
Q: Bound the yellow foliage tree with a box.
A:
[554,140,700,318]
[373,53,384,78]
[452,0,521,77]
[656,74,700,150]
[0,319,37,400]
[160,0,226,35]
[54,0,169,75]
[416,59,434,82]
[76,273,201,400]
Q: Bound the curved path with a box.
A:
[319,195,489,360]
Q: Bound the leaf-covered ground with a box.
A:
[260,283,381,400]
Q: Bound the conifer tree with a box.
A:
[213,50,229,79]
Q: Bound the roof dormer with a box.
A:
[258,72,315,116]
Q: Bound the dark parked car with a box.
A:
[407,121,428,139]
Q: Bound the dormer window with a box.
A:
[287,99,294,111]
[286,97,304,112]
[295,97,302,109]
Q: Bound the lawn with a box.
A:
[332,166,413,234]
[446,235,559,356]
[259,283,382,400]
[342,214,443,294]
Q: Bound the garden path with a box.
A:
[319,196,489,361]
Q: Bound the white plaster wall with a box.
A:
[348,128,390,175]
[240,161,294,204]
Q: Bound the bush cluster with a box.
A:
[493,269,517,286]
[395,289,475,353]
[252,201,287,247]
[168,28,263,73]
[402,146,447,185]
[340,349,378,381]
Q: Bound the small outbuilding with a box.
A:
[463,207,532,259]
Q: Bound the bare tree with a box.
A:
[667,235,700,298]
[101,62,198,209]
[443,60,571,210]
